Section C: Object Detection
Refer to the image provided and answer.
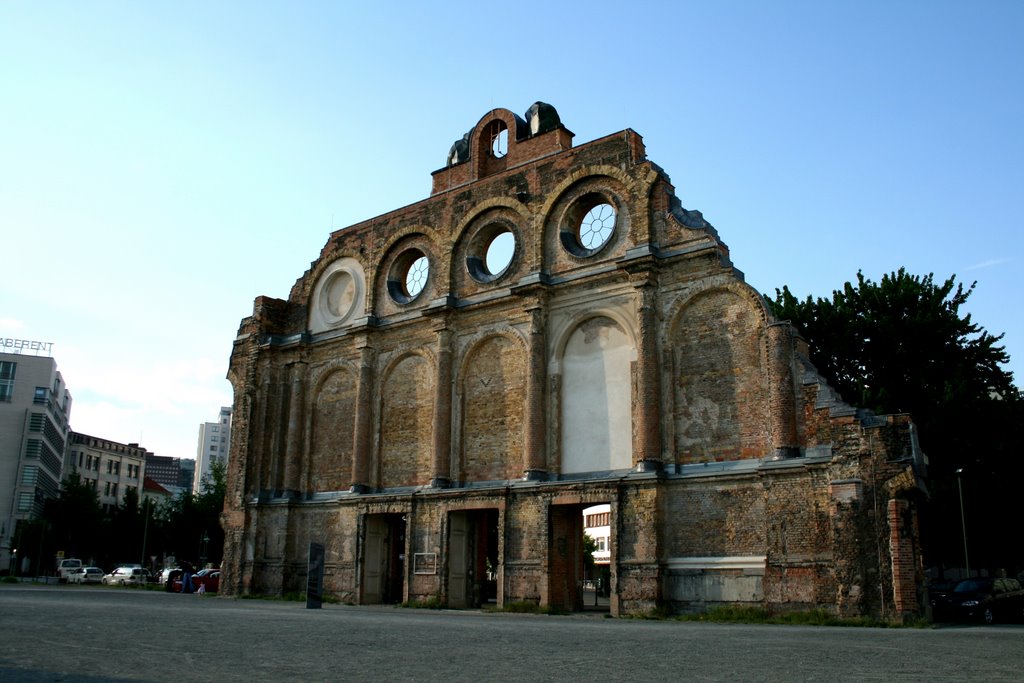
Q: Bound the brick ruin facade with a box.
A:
[221,102,927,618]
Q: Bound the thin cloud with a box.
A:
[0,318,26,332]
[963,258,1011,272]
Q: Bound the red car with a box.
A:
[173,568,220,593]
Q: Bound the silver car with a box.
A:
[68,566,104,584]
[101,566,147,586]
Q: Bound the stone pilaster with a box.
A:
[524,303,548,480]
[633,278,663,471]
[282,362,306,496]
[351,340,375,492]
[767,322,799,459]
[431,324,453,488]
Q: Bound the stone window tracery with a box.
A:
[560,191,621,259]
[387,249,431,304]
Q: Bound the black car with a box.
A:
[932,577,1024,624]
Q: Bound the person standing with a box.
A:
[180,560,195,594]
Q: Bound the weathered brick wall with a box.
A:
[220,103,925,618]
[460,334,526,481]
[889,498,920,618]
[407,500,443,603]
[308,366,356,492]
[663,480,766,557]
[379,354,433,488]
[616,483,660,614]
[672,288,770,463]
[503,493,546,604]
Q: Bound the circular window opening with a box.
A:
[405,256,429,297]
[388,249,431,304]
[579,203,615,250]
[561,196,619,258]
[467,224,517,284]
[485,230,514,275]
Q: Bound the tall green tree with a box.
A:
[44,472,104,564]
[768,269,1022,574]
[152,460,226,568]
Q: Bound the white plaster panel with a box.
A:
[561,318,633,473]
[309,257,366,333]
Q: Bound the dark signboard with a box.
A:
[306,542,325,609]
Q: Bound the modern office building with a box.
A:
[194,406,231,493]
[145,454,192,498]
[583,504,611,566]
[67,433,148,512]
[0,346,72,573]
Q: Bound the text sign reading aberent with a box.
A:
[0,338,54,355]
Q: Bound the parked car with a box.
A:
[101,566,148,586]
[56,558,83,583]
[172,568,220,593]
[67,566,104,584]
[157,567,180,584]
[932,577,1024,623]
[926,579,958,607]
[192,569,220,593]
[164,569,183,592]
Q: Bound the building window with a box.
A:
[387,248,431,304]
[560,193,621,258]
[0,361,16,401]
[104,481,111,495]
[113,462,120,475]
[33,386,47,404]
[17,492,33,512]
[21,465,38,486]
[111,483,118,498]
[486,119,509,158]
[212,426,219,433]
[596,537,607,552]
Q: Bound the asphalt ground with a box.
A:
[1,584,1023,682]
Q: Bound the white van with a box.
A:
[56,558,83,583]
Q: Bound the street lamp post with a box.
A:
[956,468,970,578]
[199,532,209,568]
[140,500,150,570]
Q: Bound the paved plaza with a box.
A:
[1,584,1022,682]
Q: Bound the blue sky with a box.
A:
[2,1,1021,460]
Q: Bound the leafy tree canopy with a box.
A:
[769,268,1018,467]
[768,268,1023,572]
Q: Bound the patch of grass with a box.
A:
[402,596,444,609]
[238,591,304,602]
[237,591,342,604]
[487,600,561,615]
[674,605,929,628]
[2,576,19,584]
